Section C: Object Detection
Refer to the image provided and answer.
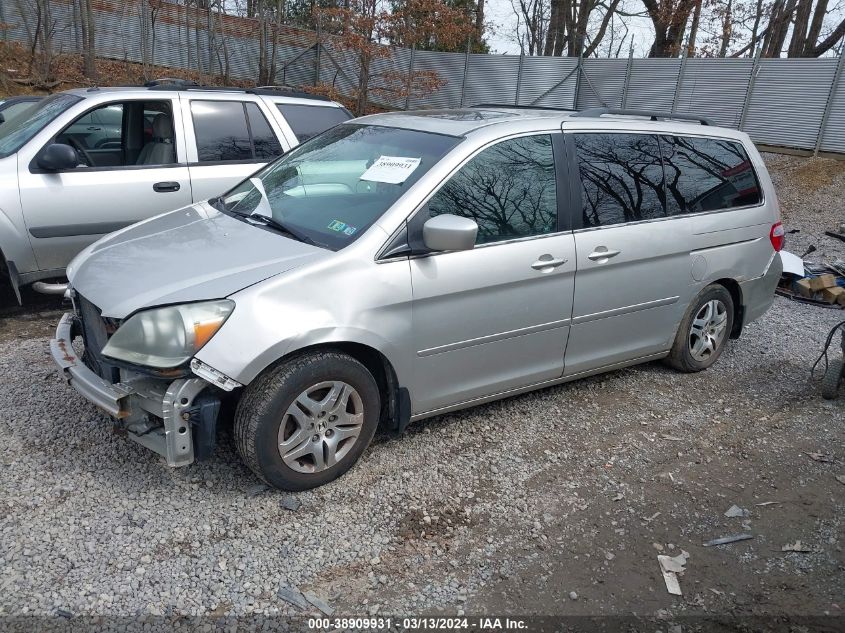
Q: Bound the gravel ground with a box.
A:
[0,154,843,629]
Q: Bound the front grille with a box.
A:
[75,294,121,383]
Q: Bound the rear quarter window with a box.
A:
[660,136,762,214]
[276,104,351,142]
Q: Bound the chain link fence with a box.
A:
[3,0,845,155]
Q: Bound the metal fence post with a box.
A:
[815,54,845,155]
[460,37,470,107]
[672,50,688,113]
[514,54,524,105]
[405,45,416,111]
[621,46,633,108]
[573,56,583,109]
[738,50,761,131]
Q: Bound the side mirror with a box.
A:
[422,214,478,252]
[37,143,79,171]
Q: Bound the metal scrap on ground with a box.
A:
[703,534,754,547]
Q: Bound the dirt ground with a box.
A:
[1,155,843,632]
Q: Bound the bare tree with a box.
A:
[642,0,698,56]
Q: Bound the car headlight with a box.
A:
[102,300,234,369]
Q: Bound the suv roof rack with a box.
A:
[471,103,577,112]
[142,78,331,102]
[572,107,714,126]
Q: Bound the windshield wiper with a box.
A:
[246,213,319,246]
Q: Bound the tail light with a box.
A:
[770,222,784,252]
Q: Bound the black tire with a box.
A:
[821,358,843,400]
[234,350,380,491]
[665,284,735,373]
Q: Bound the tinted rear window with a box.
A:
[277,104,351,142]
[573,133,666,228]
[191,101,252,162]
[661,136,762,214]
[246,102,283,160]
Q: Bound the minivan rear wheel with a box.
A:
[666,284,734,373]
[234,350,380,491]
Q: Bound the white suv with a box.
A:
[0,80,351,301]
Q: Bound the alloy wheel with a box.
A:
[277,381,364,473]
[688,299,728,362]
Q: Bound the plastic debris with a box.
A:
[724,504,749,518]
[657,551,689,596]
[755,501,781,506]
[703,534,753,547]
[303,591,335,616]
[807,452,834,463]
[277,583,308,609]
[782,540,812,553]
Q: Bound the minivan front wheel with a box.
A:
[666,284,734,373]
[234,351,380,491]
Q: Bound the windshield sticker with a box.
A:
[360,156,421,184]
[328,220,358,236]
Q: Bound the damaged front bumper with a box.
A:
[51,313,223,467]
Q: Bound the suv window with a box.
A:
[573,133,665,228]
[55,100,176,168]
[192,100,283,162]
[276,104,351,142]
[661,135,762,214]
[427,135,558,244]
[246,102,283,160]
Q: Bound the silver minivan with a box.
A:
[51,107,784,490]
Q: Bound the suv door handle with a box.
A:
[587,248,621,261]
[531,256,568,271]
[153,181,181,193]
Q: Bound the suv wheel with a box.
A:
[234,350,380,491]
[666,284,734,373]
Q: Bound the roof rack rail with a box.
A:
[572,107,714,126]
[471,103,577,112]
[144,78,201,88]
[142,78,332,102]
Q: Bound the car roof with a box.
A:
[353,107,745,140]
[59,85,346,108]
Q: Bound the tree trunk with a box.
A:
[718,0,732,57]
[787,0,813,57]
[686,0,702,56]
[474,0,484,47]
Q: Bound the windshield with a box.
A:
[217,123,461,250]
[0,94,82,159]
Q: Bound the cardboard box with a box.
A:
[820,285,845,304]
[808,274,836,291]
[795,278,814,298]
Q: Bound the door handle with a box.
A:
[531,256,568,271]
[86,126,101,131]
[153,181,181,193]
[587,248,621,262]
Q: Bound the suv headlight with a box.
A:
[102,300,234,369]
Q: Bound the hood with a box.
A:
[68,203,330,318]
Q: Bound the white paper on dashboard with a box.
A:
[360,156,421,184]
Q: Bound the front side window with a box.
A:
[427,135,558,244]
[217,123,460,250]
[661,136,762,214]
[277,104,351,142]
[191,100,283,162]
[53,100,176,168]
[574,133,665,228]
